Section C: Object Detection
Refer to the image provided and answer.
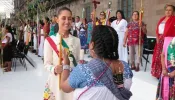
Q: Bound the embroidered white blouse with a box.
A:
[158,21,165,34]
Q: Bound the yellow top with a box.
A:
[96,19,106,25]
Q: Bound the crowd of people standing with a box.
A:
[1,3,175,100]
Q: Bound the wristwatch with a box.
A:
[63,65,72,71]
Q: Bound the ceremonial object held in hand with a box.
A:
[105,1,112,25]
[58,34,62,90]
[0,26,3,73]
[138,0,144,58]
[92,0,100,26]
[82,8,85,19]
[157,76,163,100]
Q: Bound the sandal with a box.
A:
[131,64,136,70]
[3,64,8,68]
[135,64,140,72]
[4,68,11,72]
[135,67,140,72]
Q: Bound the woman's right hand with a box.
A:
[123,43,126,47]
[63,49,70,65]
[54,65,63,75]
[162,69,168,76]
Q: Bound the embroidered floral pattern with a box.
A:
[43,83,55,100]
[127,21,145,46]
[151,37,164,78]
[79,64,103,86]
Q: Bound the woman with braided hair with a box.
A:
[59,25,133,100]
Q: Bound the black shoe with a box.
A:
[32,50,36,53]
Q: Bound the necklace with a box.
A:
[116,19,121,25]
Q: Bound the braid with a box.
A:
[91,25,119,60]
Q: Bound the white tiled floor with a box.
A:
[0,52,158,100]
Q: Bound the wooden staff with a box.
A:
[58,34,62,90]
[157,76,163,100]
[92,0,100,26]
[105,9,111,25]
[105,1,112,25]
[82,8,85,19]
[0,19,3,73]
[138,0,144,58]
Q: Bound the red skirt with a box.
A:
[151,35,164,78]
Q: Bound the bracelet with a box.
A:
[168,73,170,76]
[63,65,72,71]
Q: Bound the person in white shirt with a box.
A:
[38,20,45,57]
[2,25,13,72]
[111,10,128,62]
[75,16,82,37]
[24,20,32,44]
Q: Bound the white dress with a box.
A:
[111,19,128,62]
[38,29,44,57]
[33,27,37,50]
[44,33,81,100]
[75,21,82,36]
[24,25,31,43]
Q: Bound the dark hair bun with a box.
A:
[91,25,119,60]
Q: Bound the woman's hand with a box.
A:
[168,71,175,78]
[123,43,127,47]
[142,24,147,34]
[54,65,63,75]
[162,69,168,76]
[63,49,70,65]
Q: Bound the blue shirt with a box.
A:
[68,61,133,89]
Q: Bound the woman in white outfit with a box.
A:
[33,23,37,53]
[38,21,44,57]
[43,7,81,100]
[111,10,128,62]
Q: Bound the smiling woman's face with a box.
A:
[165,6,174,17]
[57,10,72,32]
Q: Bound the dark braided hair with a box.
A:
[91,25,119,60]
